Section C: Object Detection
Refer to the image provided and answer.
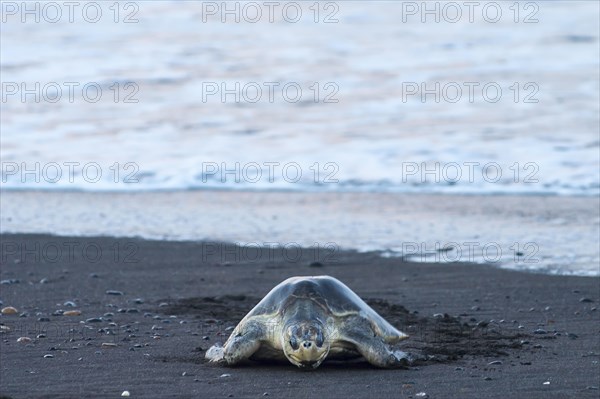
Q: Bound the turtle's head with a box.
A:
[282,321,329,370]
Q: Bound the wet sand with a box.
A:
[2,190,599,276]
[0,234,599,398]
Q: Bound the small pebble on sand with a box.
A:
[101,343,117,348]
[64,310,82,316]
[43,354,54,358]
[1,306,18,315]
[220,373,231,378]
[415,393,429,399]
[121,391,130,397]
[543,381,550,385]
[106,290,124,296]
[17,337,32,343]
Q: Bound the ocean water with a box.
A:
[1,1,598,195]
[1,2,599,277]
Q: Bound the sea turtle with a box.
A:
[205,275,413,369]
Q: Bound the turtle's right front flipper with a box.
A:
[205,344,226,363]
[207,319,266,366]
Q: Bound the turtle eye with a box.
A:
[289,335,299,350]
[315,329,324,347]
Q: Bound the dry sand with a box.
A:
[0,234,598,398]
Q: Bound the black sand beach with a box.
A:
[0,234,598,398]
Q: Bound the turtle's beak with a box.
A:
[289,349,328,370]
[294,357,324,370]
[299,360,318,370]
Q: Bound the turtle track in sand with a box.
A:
[158,296,528,365]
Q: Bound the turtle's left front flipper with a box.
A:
[339,318,414,368]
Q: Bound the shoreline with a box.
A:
[0,231,596,279]
[1,190,598,276]
[1,234,599,398]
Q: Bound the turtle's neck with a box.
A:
[283,296,328,326]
